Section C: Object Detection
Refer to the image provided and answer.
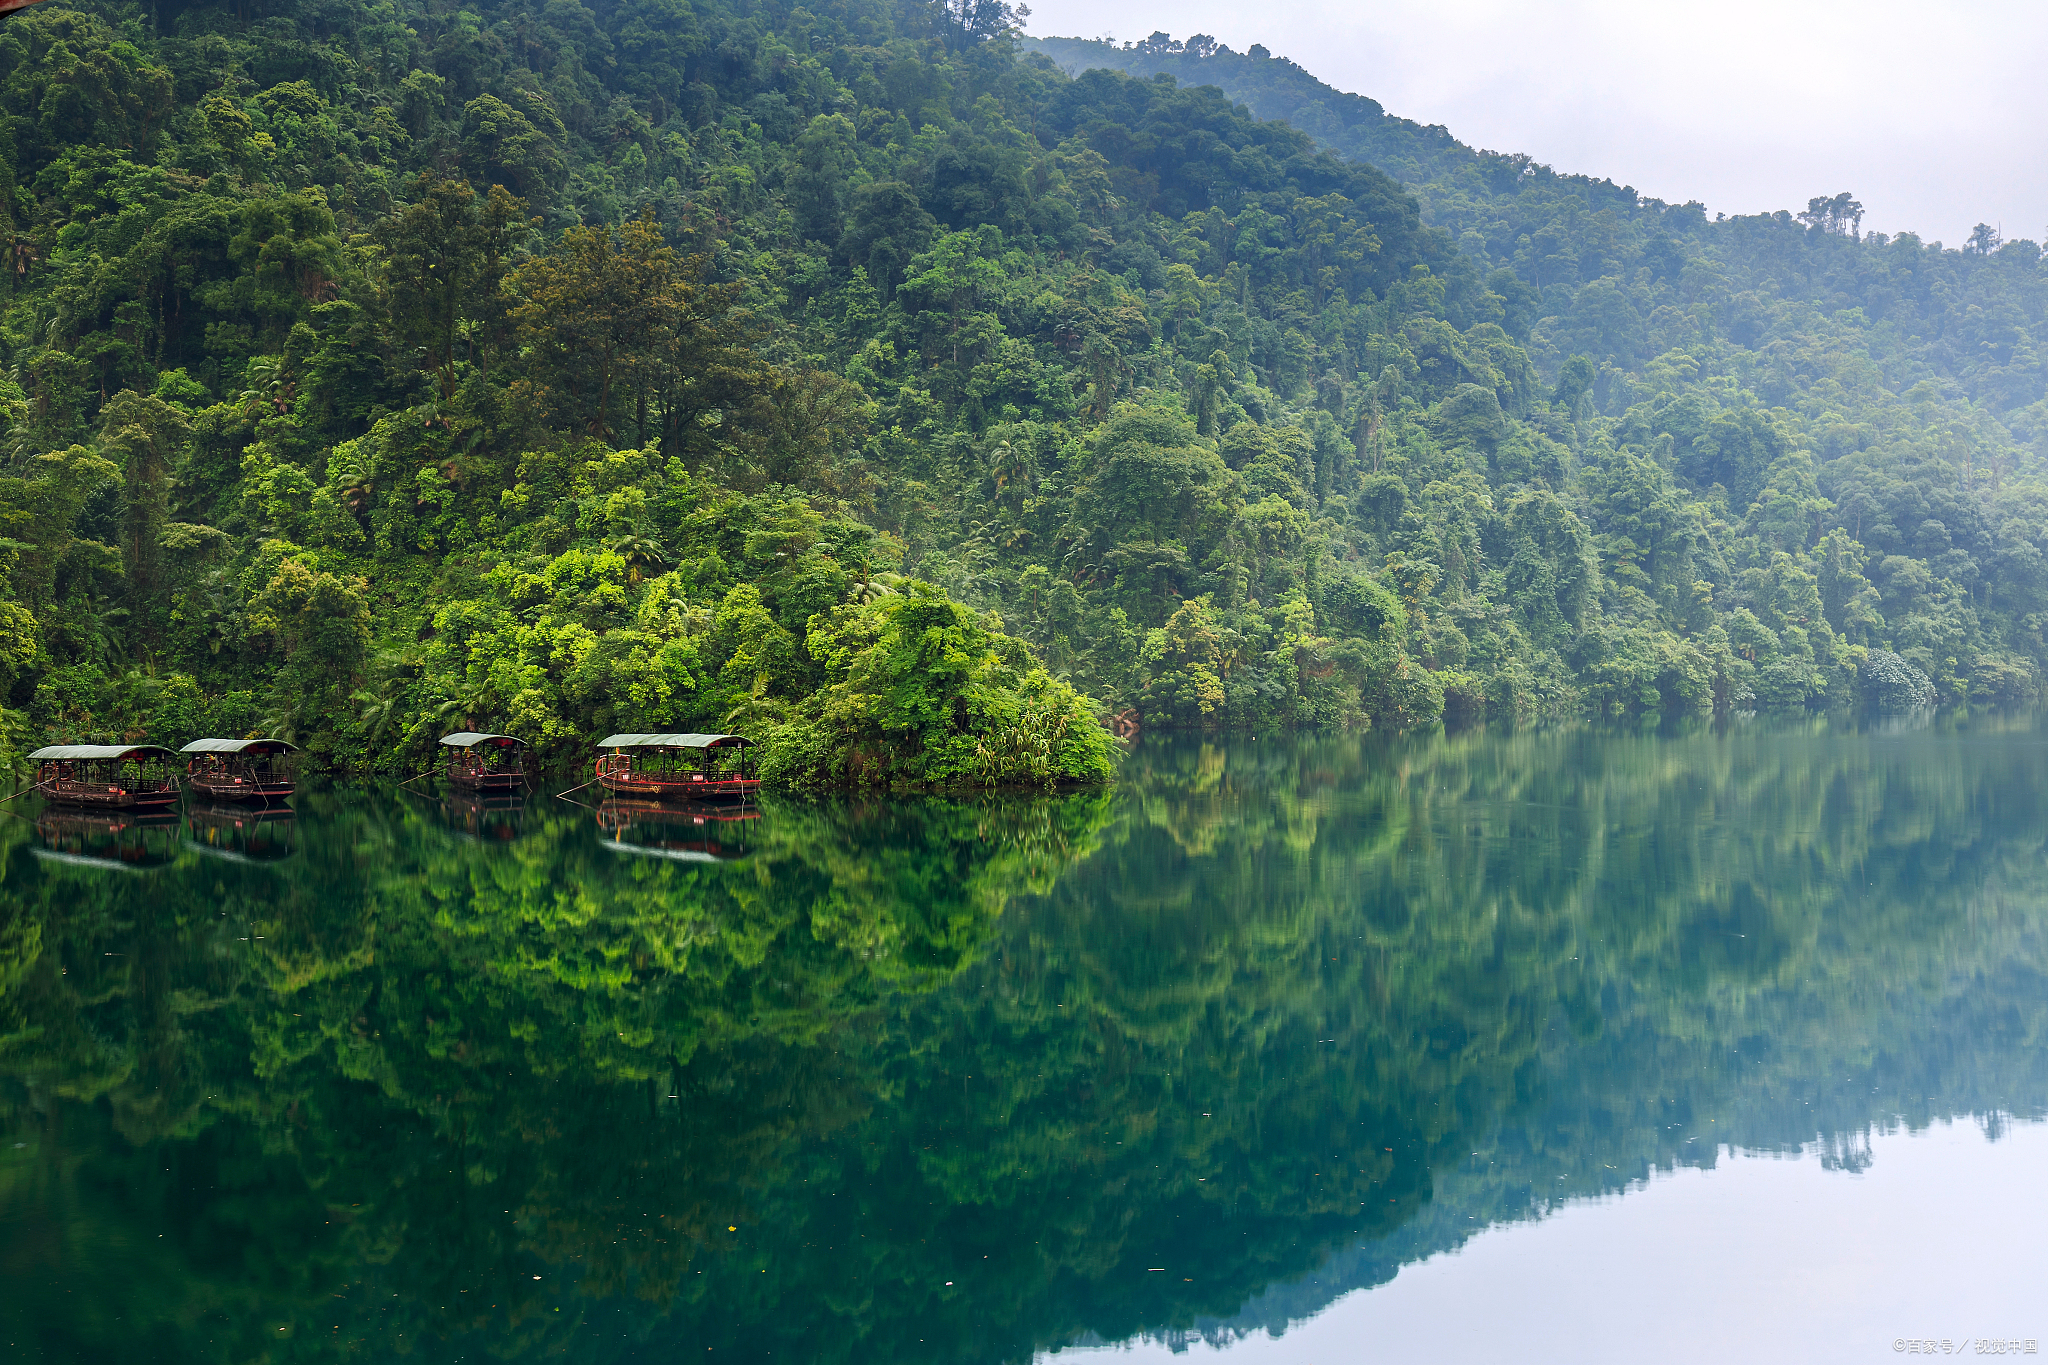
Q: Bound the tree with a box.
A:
[766,581,1116,787]
[460,92,564,202]
[741,370,875,497]
[941,0,1029,49]
[837,182,936,297]
[245,557,372,733]
[1137,594,1227,724]
[1502,489,1594,645]
[1797,192,1864,237]
[0,447,118,613]
[1680,408,1787,512]
[0,10,174,177]
[513,214,672,436]
[513,213,769,452]
[1071,406,1239,572]
[788,114,861,244]
[379,176,527,396]
[1552,354,1596,412]
[97,390,189,611]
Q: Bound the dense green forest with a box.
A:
[4,0,2048,780]
[6,723,2047,1360]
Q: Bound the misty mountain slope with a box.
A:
[1027,32,2048,432]
[1026,32,1556,195]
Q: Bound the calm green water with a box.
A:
[4,719,2048,1362]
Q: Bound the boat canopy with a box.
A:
[29,744,178,761]
[597,732,754,749]
[440,732,528,748]
[180,738,298,754]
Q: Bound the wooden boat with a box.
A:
[440,731,532,791]
[27,744,182,809]
[592,733,760,802]
[180,737,296,803]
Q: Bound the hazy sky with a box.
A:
[1022,0,2048,248]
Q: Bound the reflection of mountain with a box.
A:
[1031,720,2048,1353]
[3,724,2047,1362]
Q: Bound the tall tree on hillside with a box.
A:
[99,391,189,615]
[511,212,765,453]
[1797,192,1865,238]
[380,176,528,397]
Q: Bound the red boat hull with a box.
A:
[189,775,293,803]
[447,768,528,791]
[595,773,760,802]
[36,781,180,810]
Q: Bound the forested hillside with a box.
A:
[4,0,2046,779]
[1030,31,2048,713]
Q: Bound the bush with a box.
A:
[1967,655,2037,707]
[763,581,1117,789]
[1859,650,1935,712]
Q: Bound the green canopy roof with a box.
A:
[28,744,177,761]
[439,732,528,748]
[596,733,754,749]
[180,738,297,754]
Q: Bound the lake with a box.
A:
[3,717,2046,1363]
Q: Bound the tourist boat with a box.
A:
[180,738,296,803]
[33,809,180,872]
[27,744,182,809]
[440,732,532,791]
[592,733,760,802]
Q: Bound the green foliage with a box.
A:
[6,0,2048,784]
[766,580,1115,786]
[1024,30,2048,719]
[1860,648,1936,711]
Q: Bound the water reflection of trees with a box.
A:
[3,721,2048,1361]
[0,787,1117,1360]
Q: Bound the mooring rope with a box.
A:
[552,774,605,803]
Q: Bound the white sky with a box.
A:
[1021,0,2048,248]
